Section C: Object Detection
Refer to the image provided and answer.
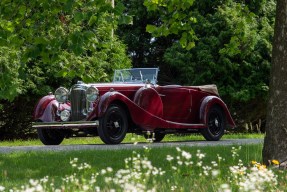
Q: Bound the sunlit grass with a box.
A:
[0,133,264,146]
[1,141,285,191]
[0,143,274,191]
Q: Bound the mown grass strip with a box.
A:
[0,133,264,146]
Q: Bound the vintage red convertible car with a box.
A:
[33,68,235,145]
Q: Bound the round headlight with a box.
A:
[86,86,99,102]
[55,87,69,103]
[60,109,70,121]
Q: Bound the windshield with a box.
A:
[113,68,159,84]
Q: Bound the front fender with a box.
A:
[33,95,58,122]
[34,95,70,122]
[91,91,132,119]
[199,96,235,128]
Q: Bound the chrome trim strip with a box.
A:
[32,120,99,129]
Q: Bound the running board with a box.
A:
[32,121,99,129]
[165,121,207,129]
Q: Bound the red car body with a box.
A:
[33,68,235,145]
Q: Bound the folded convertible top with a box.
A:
[192,84,219,96]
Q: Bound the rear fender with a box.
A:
[199,96,235,128]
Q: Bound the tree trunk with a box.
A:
[263,0,287,165]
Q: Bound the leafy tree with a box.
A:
[0,0,131,101]
[117,0,174,68]
[144,0,197,50]
[0,47,22,101]
[0,0,131,139]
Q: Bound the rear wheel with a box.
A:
[201,106,225,141]
[98,105,128,144]
[144,132,165,142]
[37,128,64,145]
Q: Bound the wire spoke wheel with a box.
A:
[106,111,125,140]
[201,106,226,141]
[208,112,222,135]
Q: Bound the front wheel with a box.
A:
[98,105,128,144]
[201,106,226,141]
[37,128,65,145]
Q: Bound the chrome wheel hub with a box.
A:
[214,118,219,127]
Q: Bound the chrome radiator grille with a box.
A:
[70,86,87,121]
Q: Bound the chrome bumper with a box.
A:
[32,120,99,129]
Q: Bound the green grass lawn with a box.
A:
[0,141,284,191]
[0,133,264,146]
[0,133,277,191]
